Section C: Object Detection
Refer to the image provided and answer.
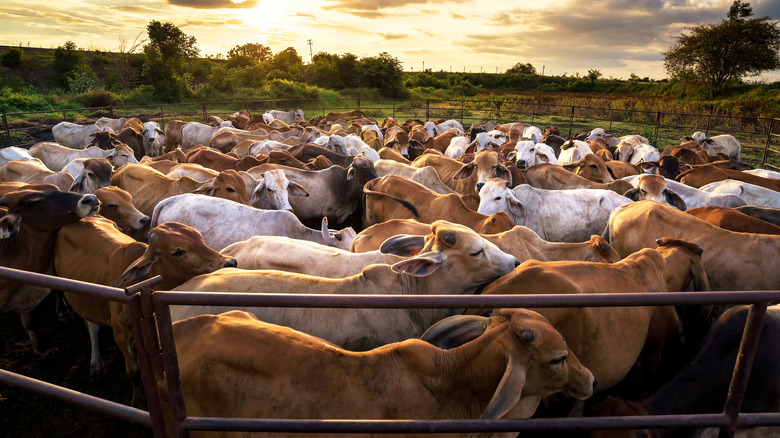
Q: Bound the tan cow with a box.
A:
[606,200,780,291]
[623,174,687,210]
[169,220,520,350]
[563,153,614,183]
[524,163,633,196]
[55,219,235,406]
[411,150,512,196]
[94,186,150,241]
[363,175,516,234]
[468,238,709,392]
[166,308,593,436]
[0,159,74,191]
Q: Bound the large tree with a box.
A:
[357,52,405,98]
[663,1,780,96]
[143,21,199,101]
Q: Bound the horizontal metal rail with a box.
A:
[0,369,151,427]
[155,290,780,308]
[0,266,133,302]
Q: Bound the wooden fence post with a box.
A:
[460,100,464,125]
[202,103,207,122]
[654,111,662,146]
[426,99,430,120]
[609,109,614,132]
[567,105,575,138]
[160,105,164,127]
[762,118,777,169]
[705,113,712,137]
[2,114,10,147]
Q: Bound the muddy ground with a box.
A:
[0,295,152,437]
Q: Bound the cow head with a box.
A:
[563,154,613,183]
[0,189,98,236]
[623,175,687,211]
[193,169,251,206]
[95,186,150,241]
[88,131,122,150]
[106,143,139,169]
[250,170,309,212]
[69,158,113,194]
[114,222,237,290]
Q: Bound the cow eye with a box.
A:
[550,355,567,366]
[171,249,186,257]
[105,204,118,210]
[470,249,485,257]
[226,188,235,193]
[590,164,597,169]
[494,196,502,201]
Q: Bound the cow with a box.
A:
[524,163,633,196]
[620,175,746,209]
[0,189,99,357]
[52,122,107,149]
[592,304,780,438]
[734,206,780,227]
[180,121,227,151]
[686,206,780,235]
[248,169,310,211]
[168,220,520,350]
[166,308,593,435]
[698,180,780,208]
[374,159,459,195]
[151,193,355,251]
[263,109,305,125]
[86,131,124,150]
[411,150,513,196]
[615,135,651,161]
[54,219,235,406]
[351,218,620,265]
[477,178,630,242]
[140,121,166,157]
[605,200,780,291]
[222,236,405,277]
[585,128,619,147]
[111,164,251,216]
[465,238,709,392]
[247,156,378,224]
[564,154,614,183]
[30,142,115,171]
[0,159,74,191]
[677,166,780,192]
[363,175,516,234]
[163,120,187,150]
[558,140,593,166]
[623,174,687,210]
[185,147,265,172]
[384,125,423,160]
[685,131,742,161]
[0,147,36,166]
[286,143,354,167]
[513,141,558,169]
[95,117,126,133]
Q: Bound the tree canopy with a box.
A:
[227,43,271,63]
[663,1,780,96]
[143,21,199,101]
[506,62,536,75]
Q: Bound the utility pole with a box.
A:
[542,65,545,76]
[422,61,425,71]
[307,39,313,62]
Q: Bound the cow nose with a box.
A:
[81,195,99,207]
[140,216,151,226]
[224,258,238,268]
[513,259,520,267]
[517,159,526,167]
[476,182,485,191]
[592,378,598,390]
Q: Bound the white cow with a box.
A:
[141,121,166,157]
[180,121,231,151]
[615,134,651,162]
[444,136,471,159]
[698,179,780,208]
[585,128,619,147]
[690,132,741,161]
[743,169,780,180]
[168,220,519,350]
[0,147,36,166]
[621,175,747,209]
[513,141,558,168]
[221,236,405,277]
[522,126,543,144]
[250,169,310,211]
[470,130,509,151]
[52,122,109,149]
[95,117,126,133]
[373,159,458,195]
[314,135,350,156]
[345,134,380,162]
[264,109,305,125]
[249,140,292,156]
[29,142,138,171]
[151,194,355,251]
[477,178,630,242]
[628,144,660,166]
[558,140,593,166]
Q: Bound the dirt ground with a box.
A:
[0,295,152,438]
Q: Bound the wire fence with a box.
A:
[1,98,778,169]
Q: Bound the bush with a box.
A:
[266,79,320,99]
[76,88,117,108]
[0,48,23,68]
[66,65,98,94]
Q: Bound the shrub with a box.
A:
[76,88,117,108]
[67,65,98,94]
[0,48,23,68]
[267,79,320,99]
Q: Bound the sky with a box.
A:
[1,0,779,82]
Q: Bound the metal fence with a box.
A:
[1,98,778,170]
[0,265,779,438]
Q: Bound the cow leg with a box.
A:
[86,321,103,381]
[20,310,52,358]
[54,290,75,323]
[111,302,144,408]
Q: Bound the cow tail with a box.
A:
[363,189,419,218]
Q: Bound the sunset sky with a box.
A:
[2,0,779,81]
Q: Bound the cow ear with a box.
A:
[537,154,550,164]
[409,140,425,150]
[346,166,356,181]
[506,151,517,161]
[624,187,641,201]
[452,162,475,180]
[562,164,576,172]
[193,180,216,196]
[480,351,527,420]
[391,251,445,277]
[505,191,525,217]
[68,173,88,194]
[420,315,489,349]
[114,254,153,288]
[0,213,21,239]
[379,234,425,257]
[638,161,658,173]
[664,189,687,211]
[495,164,512,185]
[287,181,309,197]
[249,179,265,205]
[465,140,478,155]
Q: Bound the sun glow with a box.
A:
[241,0,296,28]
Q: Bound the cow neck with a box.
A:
[431,321,523,420]
[0,223,59,274]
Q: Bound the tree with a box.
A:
[142,21,199,101]
[506,62,536,75]
[357,52,405,97]
[306,52,358,89]
[0,47,23,68]
[227,43,271,63]
[587,69,602,82]
[263,47,303,81]
[51,41,82,86]
[663,1,780,96]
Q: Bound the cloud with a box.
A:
[323,0,466,12]
[166,0,259,9]
[379,32,407,40]
[449,12,465,20]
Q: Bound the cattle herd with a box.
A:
[0,107,779,437]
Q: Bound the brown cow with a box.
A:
[524,163,633,196]
[0,189,99,357]
[55,219,235,406]
[677,166,780,191]
[94,186,150,241]
[187,148,265,172]
[411,150,513,196]
[564,154,614,183]
[363,175,515,233]
[686,206,780,235]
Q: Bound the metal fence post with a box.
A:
[762,118,777,169]
[426,99,430,120]
[160,106,164,127]
[2,113,10,147]
[609,109,614,132]
[202,103,207,122]
[392,100,396,119]
[460,100,464,125]
[654,111,662,146]
[109,106,114,118]
[496,101,502,124]
[705,113,712,137]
